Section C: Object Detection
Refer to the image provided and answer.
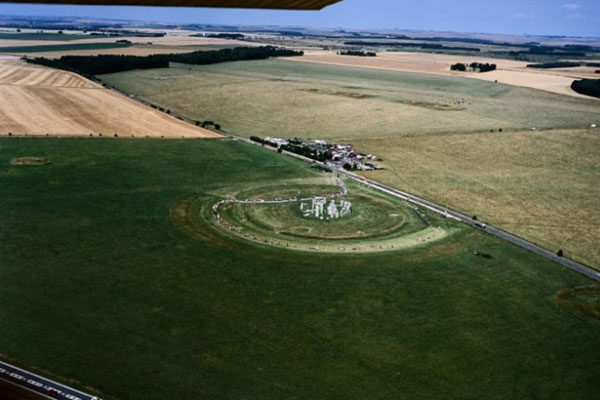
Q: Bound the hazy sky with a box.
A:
[1,0,599,37]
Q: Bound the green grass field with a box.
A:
[99,59,599,140]
[0,42,132,53]
[1,137,599,399]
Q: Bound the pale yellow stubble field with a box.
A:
[0,59,220,139]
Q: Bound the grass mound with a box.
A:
[9,157,51,166]
[555,285,600,322]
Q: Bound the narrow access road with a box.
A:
[0,361,102,400]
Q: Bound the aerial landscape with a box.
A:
[0,0,599,399]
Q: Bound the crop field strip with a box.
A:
[1,137,599,400]
[0,32,94,41]
[0,34,258,51]
[288,51,600,97]
[290,50,528,76]
[0,59,220,138]
[0,61,96,88]
[0,41,242,58]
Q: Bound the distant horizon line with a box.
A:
[1,13,599,40]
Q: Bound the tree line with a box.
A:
[571,79,600,99]
[344,41,480,52]
[451,62,496,72]
[250,136,278,148]
[280,144,332,162]
[527,62,581,69]
[339,50,376,57]
[249,137,332,162]
[506,45,588,58]
[25,46,304,76]
[206,33,246,40]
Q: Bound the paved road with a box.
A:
[346,172,600,282]
[0,361,102,400]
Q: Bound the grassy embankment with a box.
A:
[1,137,599,400]
[205,180,458,252]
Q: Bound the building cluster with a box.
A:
[264,137,383,171]
[301,197,352,220]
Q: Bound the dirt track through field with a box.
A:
[0,59,221,138]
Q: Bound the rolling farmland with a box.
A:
[1,20,599,400]
[100,58,599,141]
[289,51,600,97]
[0,58,220,138]
[99,58,600,268]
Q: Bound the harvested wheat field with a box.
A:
[0,59,220,138]
[289,51,598,99]
[290,50,527,76]
[0,57,95,88]
[467,69,586,98]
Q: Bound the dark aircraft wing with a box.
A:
[0,0,343,9]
